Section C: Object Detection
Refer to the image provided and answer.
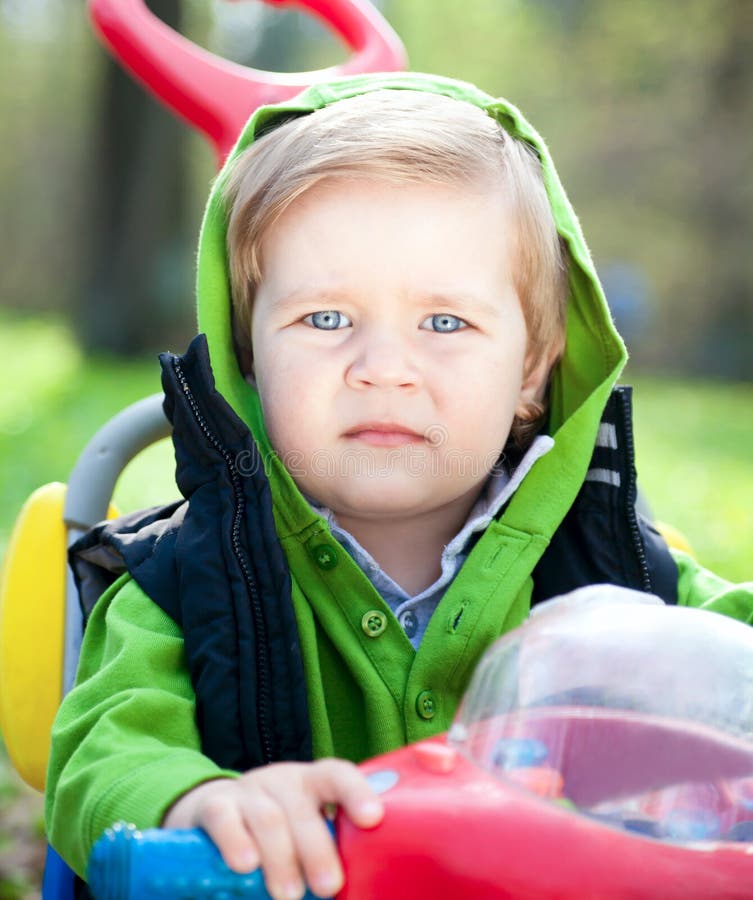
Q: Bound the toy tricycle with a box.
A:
[87,589,753,899]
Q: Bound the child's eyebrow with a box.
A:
[271,288,350,310]
[417,291,503,320]
[269,287,504,319]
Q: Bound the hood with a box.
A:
[194,71,626,543]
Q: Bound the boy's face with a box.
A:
[250,178,548,523]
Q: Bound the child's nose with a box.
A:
[344,331,422,390]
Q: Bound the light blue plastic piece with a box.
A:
[87,822,329,900]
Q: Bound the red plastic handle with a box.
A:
[87,0,407,165]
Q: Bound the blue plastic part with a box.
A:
[724,821,753,842]
[42,844,77,900]
[87,823,331,900]
[491,737,548,769]
[663,810,721,842]
[365,768,400,794]
[621,817,664,840]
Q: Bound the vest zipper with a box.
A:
[172,356,274,765]
[616,387,653,593]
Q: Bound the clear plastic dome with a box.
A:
[448,586,753,843]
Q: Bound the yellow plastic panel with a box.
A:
[0,483,67,791]
[0,484,119,791]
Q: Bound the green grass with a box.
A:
[0,743,45,900]
[630,374,753,584]
[0,312,177,562]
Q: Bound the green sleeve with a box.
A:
[44,574,239,878]
[673,549,753,624]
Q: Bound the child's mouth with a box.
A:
[344,423,426,448]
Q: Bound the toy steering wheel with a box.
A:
[87,0,407,164]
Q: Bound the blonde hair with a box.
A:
[222,90,568,447]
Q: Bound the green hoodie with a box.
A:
[45,72,753,878]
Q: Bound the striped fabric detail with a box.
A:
[596,422,618,449]
[585,467,621,487]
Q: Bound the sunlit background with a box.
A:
[1,2,751,895]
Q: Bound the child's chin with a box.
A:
[332,478,443,518]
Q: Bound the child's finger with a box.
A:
[198,793,260,874]
[239,788,306,900]
[303,758,384,828]
[280,797,344,898]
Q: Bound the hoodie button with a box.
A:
[311,543,338,570]
[416,690,436,720]
[361,610,387,637]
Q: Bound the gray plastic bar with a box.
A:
[62,393,171,694]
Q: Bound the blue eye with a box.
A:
[421,314,467,333]
[305,310,352,330]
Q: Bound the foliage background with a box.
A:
[0,1,751,897]
[2,0,751,372]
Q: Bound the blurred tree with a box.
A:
[689,0,753,379]
[78,0,194,355]
[76,0,345,355]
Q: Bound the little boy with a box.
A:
[46,72,753,900]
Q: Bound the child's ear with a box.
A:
[235,345,256,385]
[516,339,562,415]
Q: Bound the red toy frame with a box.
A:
[87,0,407,164]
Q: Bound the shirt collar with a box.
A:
[444,434,554,557]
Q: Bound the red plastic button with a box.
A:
[413,742,458,774]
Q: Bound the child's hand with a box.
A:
[162,759,383,900]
